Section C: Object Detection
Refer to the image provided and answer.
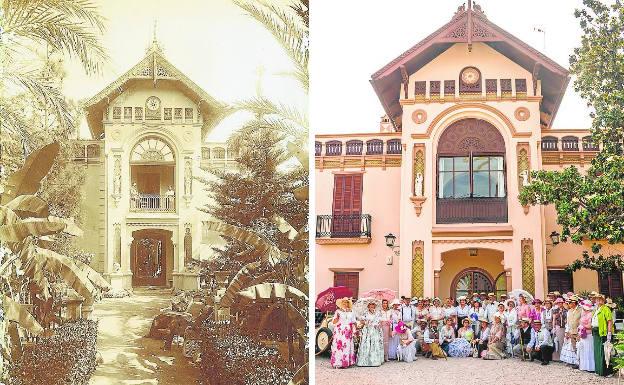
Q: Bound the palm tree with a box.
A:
[0,0,107,146]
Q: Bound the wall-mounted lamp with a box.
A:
[545,230,560,255]
[384,233,400,265]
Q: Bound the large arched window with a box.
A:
[131,137,175,162]
[436,118,507,223]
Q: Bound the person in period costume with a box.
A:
[561,295,581,367]
[592,294,614,377]
[504,299,518,356]
[516,294,531,321]
[443,298,458,327]
[456,296,471,331]
[413,318,427,354]
[513,318,533,359]
[356,299,384,367]
[414,300,429,323]
[330,297,357,369]
[429,297,444,321]
[526,319,554,365]
[551,297,567,361]
[484,293,498,322]
[543,299,554,332]
[473,317,490,358]
[483,313,506,359]
[470,300,487,335]
[379,299,392,361]
[449,317,474,357]
[492,302,506,324]
[439,317,455,355]
[529,299,544,324]
[387,299,402,360]
[423,318,446,359]
[606,298,617,320]
[400,296,416,328]
[577,300,595,372]
[394,321,417,362]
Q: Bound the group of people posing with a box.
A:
[329,290,617,378]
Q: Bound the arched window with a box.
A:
[213,147,226,159]
[582,135,599,151]
[345,140,363,155]
[561,136,579,151]
[366,139,383,155]
[437,118,507,223]
[314,141,322,156]
[325,141,342,156]
[541,136,558,151]
[452,268,494,300]
[387,139,402,154]
[131,137,174,162]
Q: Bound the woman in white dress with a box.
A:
[576,300,595,372]
[394,321,417,362]
[429,297,444,321]
[356,299,385,367]
[443,298,458,327]
[470,300,487,335]
[330,297,357,369]
[504,299,518,356]
[387,299,401,360]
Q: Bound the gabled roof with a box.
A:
[370,2,570,131]
[84,42,230,139]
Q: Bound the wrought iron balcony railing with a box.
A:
[436,197,507,224]
[316,214,372,238]
[130,194,175,212]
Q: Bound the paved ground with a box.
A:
[90,288,200,385]
[316,355,620,385]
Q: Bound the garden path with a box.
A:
[90,288,200,385]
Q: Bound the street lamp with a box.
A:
[385,233,397,248]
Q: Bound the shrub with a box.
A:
[9,319,98,385]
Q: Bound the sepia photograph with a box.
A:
[0,0,308,384]
[312,0,624,384]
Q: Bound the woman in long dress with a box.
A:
[483,314,506,359]
[429,298,444,321]
[394,321,417,362]
[504,299,518,356]
[470,300,487,335]
[379,299,392,361]
[516,295,531,321]
[577,300,595,372]
[356,299,384,367]
[330,297,357,369]
[448,318,474,357]
[387,299,401,360]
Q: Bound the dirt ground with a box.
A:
[90,288,200,385]
[315,355,621,385]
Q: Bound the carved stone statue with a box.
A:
[519,169,530,187]
[113,158,121,195]
[415,172,424,196]
[184,226,192,266]
[184,160,192,195]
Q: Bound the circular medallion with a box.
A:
[183,130,192,142]
[146,96,161,111]
[461,67,480,85]
[514,107,530,121]
[111,129,121,140]
[411,109,427,124]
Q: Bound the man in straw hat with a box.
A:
[526,319,554,365]
[551,297,567,361]
[422,317,446,359]
[399,296,416,328]
[592,293,614,376]
[473,317,490,358]
[513,317,532,359]
[561,295,581,367]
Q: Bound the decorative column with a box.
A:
[411,241,424,297]
[521,238,535,295]
[113,223,121,271]
[183,223,192,270]
[517,143,531,214]
[410,143,426,215]
[112,155,122,207]
[183,157,193,208]
[433,269,441,298]
[505,268,512,293]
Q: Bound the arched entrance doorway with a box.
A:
[131,229,172,286]
[451,267,494,299]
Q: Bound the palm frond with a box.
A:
[234,97,308,128]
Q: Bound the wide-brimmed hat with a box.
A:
[520,317,531,324]
[581,300,593,311]
[567,295,580,303]
[336,297,353,311]
[506,299,516,305]
[532,298,543,305]
[500,294,508,298]
[554,298,565,304]
[390,299,401,306]
[417,318,428,324]
[458,295,467,301]
[553,291,561,296]
[462,317,471,324]
[433,297,441,303]
[394,321,408,334]
[479,292,486,296]
[590,291,599,297]
[532,319,542,325]
[429,316,441,323]
[594,293,606,300]
[359,297,382,309]
[478,317,489,323]
[544,298,552,304]
[606,298,617,309]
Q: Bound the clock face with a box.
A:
[461,67,480,85]
[146,96,161,111]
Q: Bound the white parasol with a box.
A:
[507,289,534,303]
[604,340,614,368]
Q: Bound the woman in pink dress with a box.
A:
[577,300,595,372]
[516,295,531,321]
[330,297,357,368]
[528,299,544,323]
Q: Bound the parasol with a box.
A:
[507,289,534,303]
[353,297,382,318]
[360,288,397,301]
[604,340,614,368]
[315,286,353,313]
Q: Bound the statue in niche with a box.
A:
[184,160,192,195]
[415,172,424,196]
[184,226,192,267]
[519,169,530,187]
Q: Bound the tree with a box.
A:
[519,0,624,275]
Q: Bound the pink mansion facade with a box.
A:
[314,4,623,301]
